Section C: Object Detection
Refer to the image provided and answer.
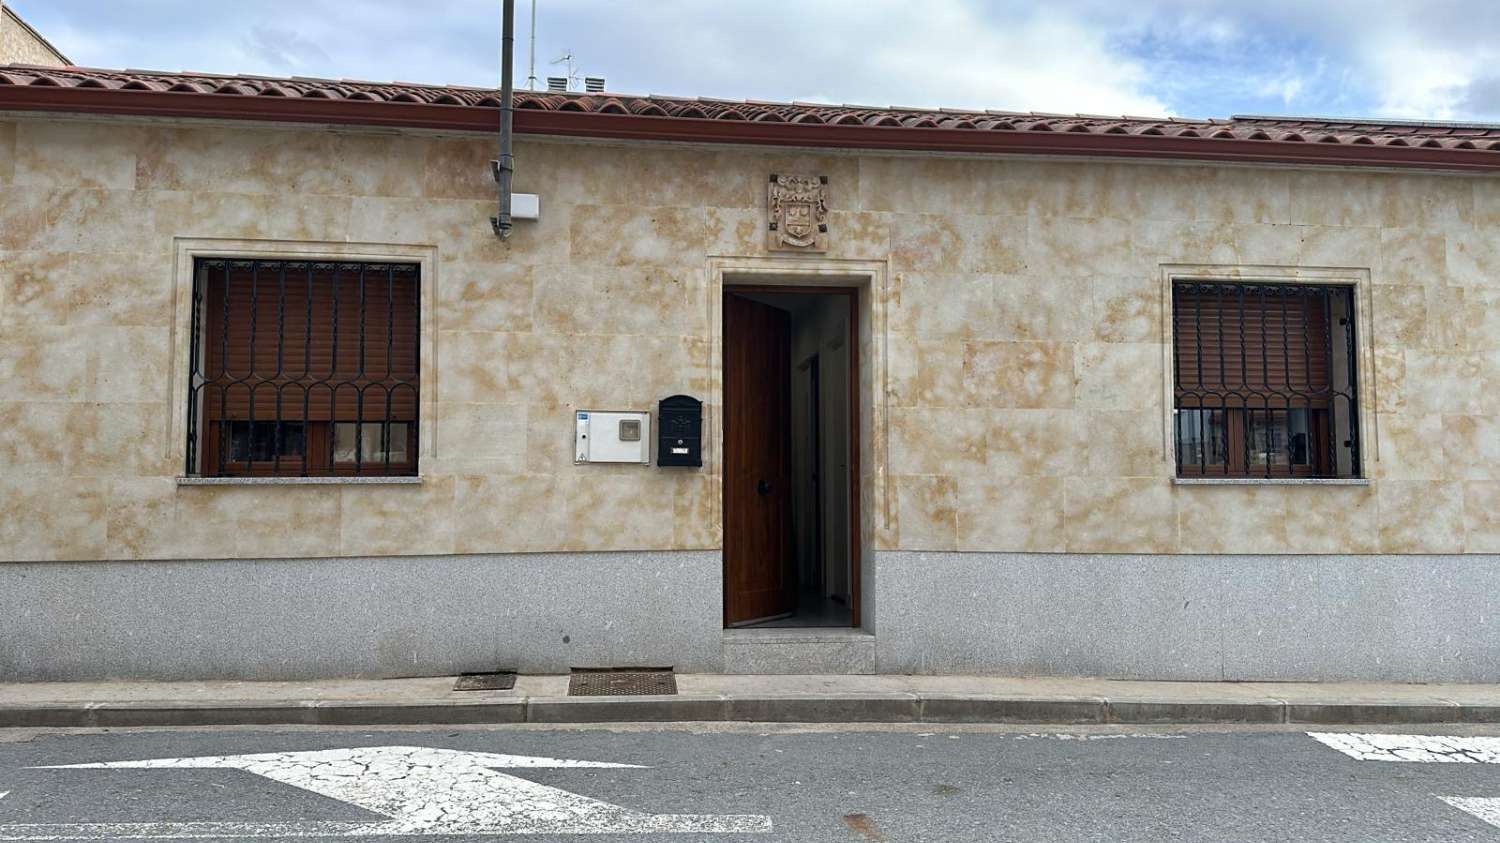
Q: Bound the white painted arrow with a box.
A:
[1440,797,1500,830]
[1309,733,1500,832]
[0,746,770,838]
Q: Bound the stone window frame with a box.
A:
[1158,263,1377,486]
[168,238,438,486]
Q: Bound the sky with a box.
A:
[12,0,1500,122]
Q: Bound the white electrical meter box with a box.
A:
[574,410,651,464]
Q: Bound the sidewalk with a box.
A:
[3,674,1499,728]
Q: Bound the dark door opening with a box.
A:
[723,287,858,628]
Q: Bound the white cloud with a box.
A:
[1367,41,1473,119]
[855,2,1169,114]
[1113,0,1500,120]
[13,0,1170,116]
[245,25,332,73]
[523,0,1171,115]
[1254,67,1309,108]
[12,0,1500,121]
[1339,21,1500,121]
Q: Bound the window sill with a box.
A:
[1173,477,1369,486]
[176,476,423,487]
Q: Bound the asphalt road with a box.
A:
[1,723,1499,841]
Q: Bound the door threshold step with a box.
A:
[723,628,874,644]
[723,628,876,674]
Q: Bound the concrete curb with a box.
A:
[1104,699,1287,724]
[2,693,1493,728]
[1284,701,1462,725]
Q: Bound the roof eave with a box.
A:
[519,109,1500,172]
[0,85,496,131]
[2,85,1497,172]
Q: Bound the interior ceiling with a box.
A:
[735,291,842,317]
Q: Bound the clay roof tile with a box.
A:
[2,64,1497,169]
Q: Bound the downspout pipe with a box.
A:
[490,0,516,238]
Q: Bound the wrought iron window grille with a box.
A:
[186,258,420,477]
[1172,281,1360,479]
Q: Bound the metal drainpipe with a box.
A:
[490,0,516,238]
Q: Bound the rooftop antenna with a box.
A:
[550,50,578,91]
[525,0,537,90]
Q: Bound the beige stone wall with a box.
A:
[0,6,69,67]
[1,114,1497,562]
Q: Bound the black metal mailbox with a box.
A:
[657,395,703,467]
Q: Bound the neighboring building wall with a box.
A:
[2,114,1498,679]
[0,5,69,67]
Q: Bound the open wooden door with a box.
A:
[723,292,794,625]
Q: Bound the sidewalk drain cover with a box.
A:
[454,671,516,691]
[569,668,677,696]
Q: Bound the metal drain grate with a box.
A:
[568,668,677,696]
[453,671,516,691]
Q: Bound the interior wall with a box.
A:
[790,351,818,593]
[790,295,852,603]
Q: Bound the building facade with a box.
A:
[0,4,68,68]
[2,66,1499,682]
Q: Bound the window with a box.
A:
[1172,281,1360,478]
[186,259,419,477]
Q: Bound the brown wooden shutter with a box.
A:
[202,262,419,423]
[1173,285,1330,407]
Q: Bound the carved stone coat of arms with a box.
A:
[767,174,829,252]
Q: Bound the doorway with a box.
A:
[723,287,859,628]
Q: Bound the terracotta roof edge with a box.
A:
[1,64,1497,170]
[1235,112,1500,132]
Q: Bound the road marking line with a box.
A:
[38,746,643,772]
[0,817,770,840]
[1309,734,1500,833]
[1307,732,1500,764]
[1012,734,1187,742]
[7,746,771,838]
[0,821,378,840]
[1441,797,1500,830]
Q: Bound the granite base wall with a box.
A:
[6,550,1498,682]
[874,551,1500,682]
[0,551,724,681]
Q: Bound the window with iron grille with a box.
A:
[186,258,420,477]
[1172,281,1360,478]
